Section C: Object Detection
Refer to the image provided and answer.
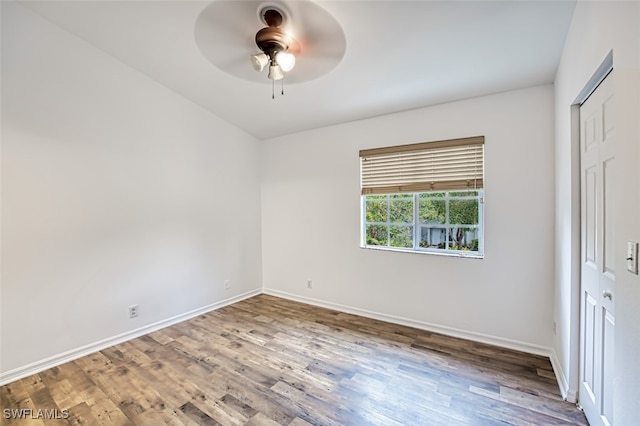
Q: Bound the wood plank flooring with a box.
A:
[1,294,588,425]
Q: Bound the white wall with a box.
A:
[0,2,262,381]
[553,0,640,420]
[261,85,556,353]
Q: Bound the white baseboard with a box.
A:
[0,289,261,386]
[550,349,578,403]
[2,287,563,393]
[263,288,552,357]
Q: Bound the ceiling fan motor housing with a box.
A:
[256,27,291,58]
[255,8,292,59]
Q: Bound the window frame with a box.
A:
[361,190,484,258]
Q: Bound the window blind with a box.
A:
[359,136,484,195]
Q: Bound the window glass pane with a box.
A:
[449,199,479,225]
[390,198,414,223]
[366,197,388,222]
[419,198,446,224]
[420,192,445,198]
[419,226,447,249]
[366,224,388,246]
[390,225,413,248]
[448,227,479,251]
[450,191,479,197]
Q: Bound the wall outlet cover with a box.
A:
[627,241,639,275]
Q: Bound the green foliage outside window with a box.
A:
[365,195,388,223]
[365,224,388,245]
[390,225,413,248]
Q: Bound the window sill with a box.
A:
[360,245,484,259]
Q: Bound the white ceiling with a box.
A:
[21,0,576,140]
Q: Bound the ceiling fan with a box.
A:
[194,0,346,94]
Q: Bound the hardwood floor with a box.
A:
[1,294,588,425]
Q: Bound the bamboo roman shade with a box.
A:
[360,136,484,195]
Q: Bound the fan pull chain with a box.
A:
[270,76,286,99]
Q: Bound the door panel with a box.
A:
[584,167,597,266]
[582,293,597,402]
[579,73,615,426]
[602,309,615,424]
[603,158,615,278]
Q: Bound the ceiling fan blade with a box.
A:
[194,1,260,54]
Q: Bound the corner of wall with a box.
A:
[550,348,578,403]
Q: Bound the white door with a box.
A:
[579,73,616,426]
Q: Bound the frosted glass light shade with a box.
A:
[275,51,295,72]
[268,65,284,80]
[250,53,269,71]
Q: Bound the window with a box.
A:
[360,136,484,257]
[363,191,483,254]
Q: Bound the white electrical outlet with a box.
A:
[129,304,138,318]
[307,279,312,289]
[627,241,638,274]
[224,280,230,290]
